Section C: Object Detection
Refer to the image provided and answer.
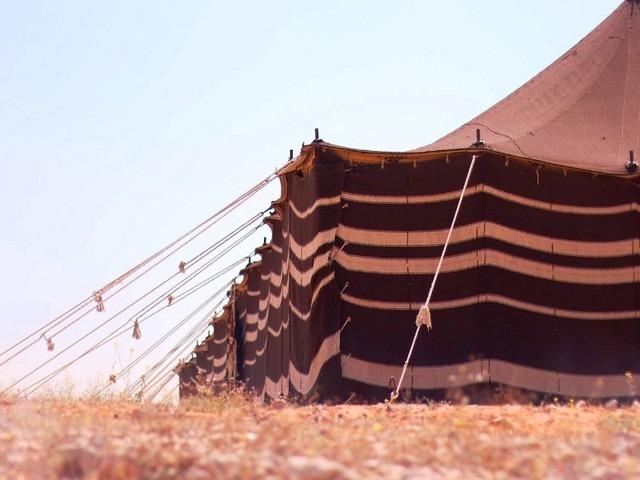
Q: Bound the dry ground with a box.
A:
[1,393,640,479]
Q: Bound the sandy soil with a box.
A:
[1,396,639,479]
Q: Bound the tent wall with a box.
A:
[178,146,640,401]
[233,152,346,401]
[336,151,640,399]
[177,361,198,399]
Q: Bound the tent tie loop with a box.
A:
[339,316,352,334]
[328,241,349,265]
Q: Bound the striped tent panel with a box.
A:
[176,2,640,402]
[335,152,640,399]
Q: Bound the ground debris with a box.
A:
[0,399,639,479]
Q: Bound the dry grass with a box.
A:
[1,390,640,479]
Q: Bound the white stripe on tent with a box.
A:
[264,373,289,399]
[334,249,638,285]
[282,227,337,262]
[341,291,639,321]
[341,355,639,398]
[289,195,342,220]
[289,331,341,395]
[337,222,638,258]
[342,185,639,215]
[289,272,336,321]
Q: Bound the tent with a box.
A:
[177,0,640,402]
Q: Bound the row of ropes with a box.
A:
[0,165,287,402]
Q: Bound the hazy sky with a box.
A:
[0,1,622,394]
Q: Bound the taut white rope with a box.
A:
[390,155,477,402]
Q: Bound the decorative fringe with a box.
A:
[132,319,142,340]
[415,305,432,330]
[93,292,105,312]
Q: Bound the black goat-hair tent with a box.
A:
[177,0,640,402]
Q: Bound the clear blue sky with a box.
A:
[0,1,621,394]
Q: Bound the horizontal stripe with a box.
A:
[289,194,342,220]
[286,227,337,262]
[341,355,640,398]
[342,184,638,215]
[341,196,637,242]
[289,272,336,321]
[337,222,638,258]
[289,332,341,395]
[335,249,638,285]
[255,340,267,357]
[268,251,331,298]
[341,291,638,320]
[264,374,289,399]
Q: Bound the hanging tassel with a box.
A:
[415,304,432,330]
[178,261,186,273]
[132,319,142,340]
[45,336,55,351]
[93,292,105,312]
[109,374,117,384]
[167,294,174,306]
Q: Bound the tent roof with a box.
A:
[416,1,640,175]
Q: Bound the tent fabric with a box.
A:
[231,160,346,401]
[179,145,640,401]
[419,1,640,175]
[176,1,640,401]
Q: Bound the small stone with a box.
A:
[270,399,287,410]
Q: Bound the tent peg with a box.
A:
[626,150,637,173]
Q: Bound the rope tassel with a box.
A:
[93,292,105,312]
[132,319,142,340]
[415,305,432,330]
